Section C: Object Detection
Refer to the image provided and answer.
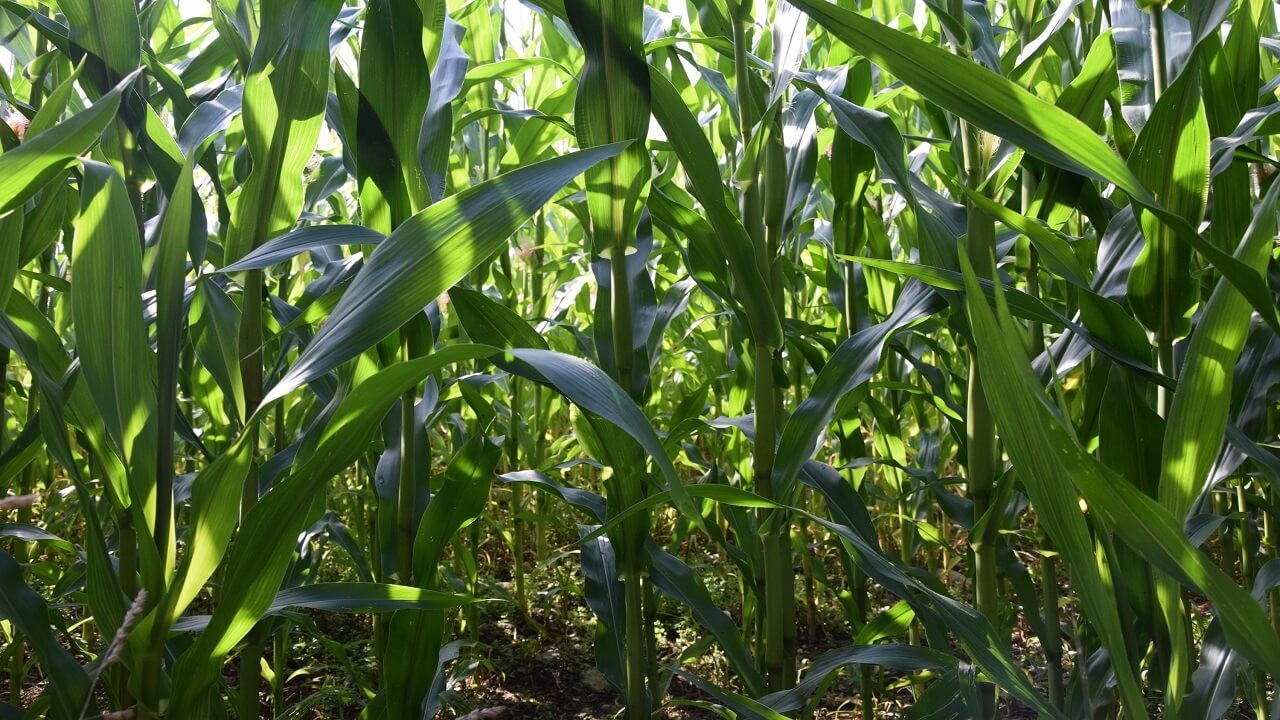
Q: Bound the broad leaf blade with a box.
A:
[263,144,626,407]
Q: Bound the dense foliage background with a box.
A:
[0,0,1277,717]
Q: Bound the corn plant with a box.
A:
[0,0,1278,718]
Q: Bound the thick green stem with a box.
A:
[396,334,417,585]
[947,1,999,712]
[1149,1,1176,417]
[238,635,261,719]
[1040,534,1064,709]
[606,194,652,720]
[799,520,819,644]
[731,0,794,689]
[754,340,792,691]
[530,222,549,563]
[1269,479,1280,640]
[1147,8,1191,704]
[268,309,291,713]
[239,272,265,515]
[236,269,265,720]
[966,239,999,720]
[118,512,137,600]
[623,572,649,717]
[1156,341,1175,417]
[510,381,529,621]
[611,262,634,401]
[370,464,388,682]
[272,621,289,717]
[1150,5,1168,99]
[6,637,20,707]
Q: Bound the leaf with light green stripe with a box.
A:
[566,0,651,257]
[170,344,499,714]
[787,0,1152,201]
[55,0,140,81]
[960,250,1280,683]
[356,0,432,229]
[171,583,478,632]
[223,0,342,263]
[71,161,164,594]
[71,162,157,512]
[1150,169,1280,709]
[261,143,626,408]
[1180,57,1275,524]
[648,66,782,349]
[26,62,85,139]
[0,72,134,214]
[153,159,195,573]
[1127,67,1210,342]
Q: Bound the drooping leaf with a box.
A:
[0,72,134,214]
[263,144,626,407]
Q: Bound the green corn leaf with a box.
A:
[190,278,247,421]
[787,0,1152,201]
[1149,171,1280,705]
[71,161,156,464]
[959,248,1280,681]
[648,66,783,348]
[70,161,161,597]
[55,0,140,82]
[420,18,470,203]
[26,61,84,139]
[218,225,385,273]
[566,0,651,258]
[223,0,343,264]
[448,285,551,358]
[579,525,628,696]
[154,434,254,631]
[176,84,243,158]
[1127,67,1210,341]
[0,72,134,214]
[383,433,504,718]
[169,345,496,713]
[1159,167,1280,530]
[262,143,626,408]
[171,583,478,632]
[0,550,91,720]
[153,159,196,574]
[356,0,432,227]
[0,211,21,312]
